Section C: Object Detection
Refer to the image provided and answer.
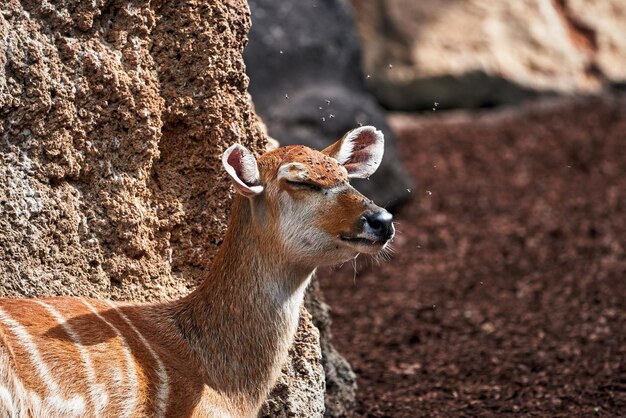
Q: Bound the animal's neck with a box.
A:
[171,196,313,411]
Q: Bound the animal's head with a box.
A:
[222,126,394,267]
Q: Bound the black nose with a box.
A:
[363,210,394,240]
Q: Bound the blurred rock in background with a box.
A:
[245,0,413,210]
[351,0,626,110]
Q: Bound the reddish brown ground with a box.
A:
[320,94,626,417]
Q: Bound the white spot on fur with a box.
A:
[46,395,87,416]
[277,162,309,181]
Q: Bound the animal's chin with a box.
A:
[339,234,388,255]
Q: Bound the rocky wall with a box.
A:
[0,0,324,415]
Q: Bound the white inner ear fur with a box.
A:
[222,144,264,195]
[336,126,384,179]
[278,162,309,181]
[333,134,356,166]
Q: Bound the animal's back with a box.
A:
[0,297,238,417]
[0,297,171,417]
[0,297,142,417]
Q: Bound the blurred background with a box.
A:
[245,1,625,416]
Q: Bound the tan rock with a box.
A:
[305,280,357,417]
[0,0,325,415]
[259,307,325,418]
[352,0,626,109]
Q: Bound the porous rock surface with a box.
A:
[0,0,324,415]
[305,280,357,418]
[259,307,325,418]
[245,0,413,209]
[351,0,626,110]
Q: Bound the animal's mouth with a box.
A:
[339,234,388,254]
[339,235,380,246]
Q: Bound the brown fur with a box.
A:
[316,191,371,238]
[259,145,348,188]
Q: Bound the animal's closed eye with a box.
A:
[286,180,322,192]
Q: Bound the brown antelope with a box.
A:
[0,126,394,417]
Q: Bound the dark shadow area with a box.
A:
[370,71,549,112]
[244,0,413,211]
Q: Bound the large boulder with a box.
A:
[0,0,323,415]
[351,0,626,110]
[245,0,413,209]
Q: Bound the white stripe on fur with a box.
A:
[0,385,16,414]
[80,299,138,418]
[104,301,170,418]
[0,306,86,416]
[36,301,109,417]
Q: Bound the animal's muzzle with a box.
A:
[363,209,394,241]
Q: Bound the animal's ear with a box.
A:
[222,144,264,197]
[322,126,384,179]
